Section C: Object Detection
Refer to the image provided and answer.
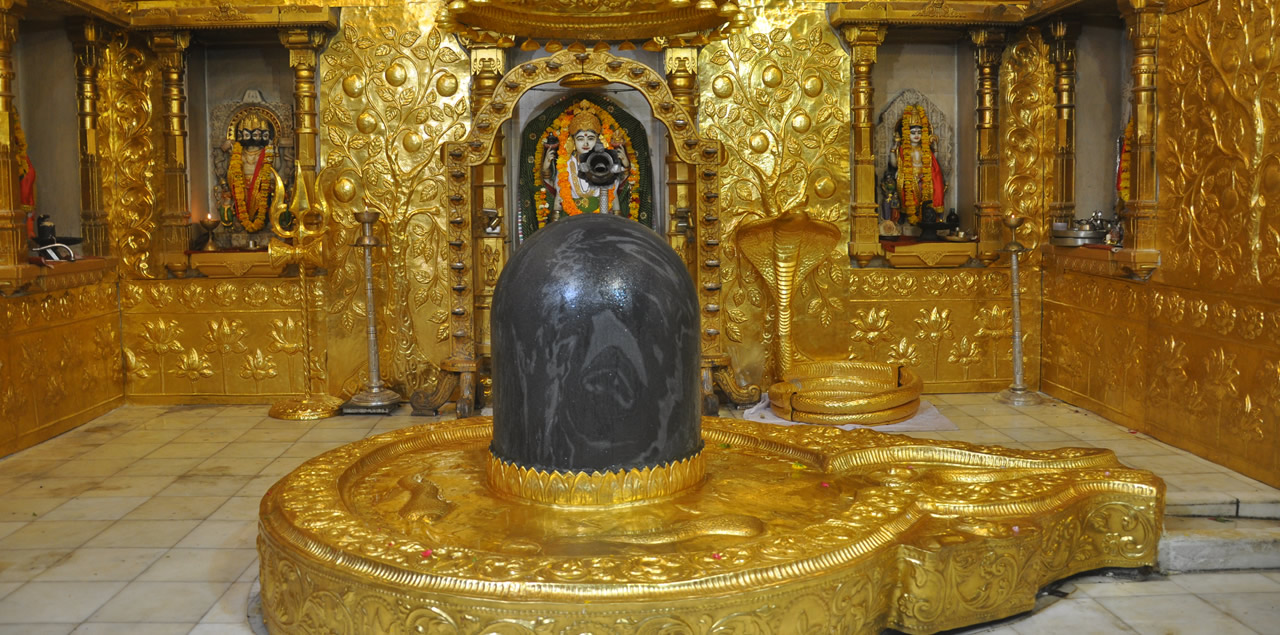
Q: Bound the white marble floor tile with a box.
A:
[174,520,257,550]
[69,624,193,635]
[41,498,150,522]
[0,624,75,634]
[89,580,231,623]
[0,581,127,623]
[1169,571,1280,594]
[121,496,228,521]
[1198,591,1280,633]
[207,498,260,522]
[198,581,251,623]
[188,623,255,634]
[83,520,200,549]
[1095,594,1257,635]
[0,549,75,582]
[1009,597,1136,634]
[32,548,166,582]
[137,548,257,583]
[155,475,251,498]
[0,521,111,550]
[145,443,227,460]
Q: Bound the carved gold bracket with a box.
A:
[433,49,756,416]
[842,24,887,268]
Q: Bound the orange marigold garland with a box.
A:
[536,102,641,228]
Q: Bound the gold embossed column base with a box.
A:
[259,417,1163,634]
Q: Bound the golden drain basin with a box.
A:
[258,416,1162,634]
[769,361,924,426]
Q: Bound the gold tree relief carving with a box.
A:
[99,31,161,279]
[1160,0,1280,290]
[320,8,470,395]
[999,28,1053,262]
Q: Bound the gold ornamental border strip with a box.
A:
[485,451,706,507]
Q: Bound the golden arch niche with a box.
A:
[410,48,754,418]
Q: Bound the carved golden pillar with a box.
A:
[279,28,326,175]
[149,31,191,276]
[665,47,697,269]
[971,28,1007,265]
[842,25,887,267]
[70,19,108,258]
[1120,0,1164,258]
[0,4,27,289]
[1048,20,1080,227]
[455,46,506,414]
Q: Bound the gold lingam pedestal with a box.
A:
[259,215,1162,634]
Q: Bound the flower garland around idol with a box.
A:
[228,141,272,233]
[534,105,640,228]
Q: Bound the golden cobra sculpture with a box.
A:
[738,210,922,425]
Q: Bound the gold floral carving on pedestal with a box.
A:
[259,416,1162,634]
[486,452,706,506]
[317,4,471,398]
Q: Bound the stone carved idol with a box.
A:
[541,109,632,219]
[889,105,945,227]
[520,96,653,242]
[222,110,280,237]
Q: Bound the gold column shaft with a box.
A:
[149,31,191,276]
[469,50,505,361]
[0,8,22,277]
[280,28,326,173]
[71,19,107,258]
[842,25,886,268]
[665,49,697,269]
[971,28,1007,265]
[1120,0,1165,252]
[1049,20,1079,227]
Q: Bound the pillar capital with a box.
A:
[279,27,327,70]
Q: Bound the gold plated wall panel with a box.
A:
[700,11,1041,392]
[120,278,319,402]
[1044,0,1280,488]
[1158,0,1280,297]
[0,278,122,455]
[316,3,471,398]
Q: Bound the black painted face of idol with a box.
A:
[489,213,702,473]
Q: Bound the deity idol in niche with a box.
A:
[223,111,279,236]
[889,105,944,226]
[539,105,632,222]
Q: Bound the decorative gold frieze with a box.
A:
[486,451,707,507]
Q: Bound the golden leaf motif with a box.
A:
[975,305,1012,338]
[140,319,185,355]
[886,337,920,367]
[240,349,279,382]
[914,307,953,343]
[124,348,152,380]
[203,318,248,355]
[947,337,983,367]
[849,307,892,348]
[269,318,304,355]
[171,348,215,383]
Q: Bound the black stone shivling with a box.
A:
[490,213,702,473]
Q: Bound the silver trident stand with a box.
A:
[996,213,1044,407]
[342,210,401,414]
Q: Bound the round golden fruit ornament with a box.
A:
[761,64,783,88]
[333,177,357,203]
[403,132,424,153]
[749,132,770,153]
[791,112,811,133]
[712,74,734,98]
[803,75,824,97]
[385,63,408,87]
[342,74,364,98]
[436,72,459,97]
[356,111,378,135]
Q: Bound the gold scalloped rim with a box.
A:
[485,451,706,507]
